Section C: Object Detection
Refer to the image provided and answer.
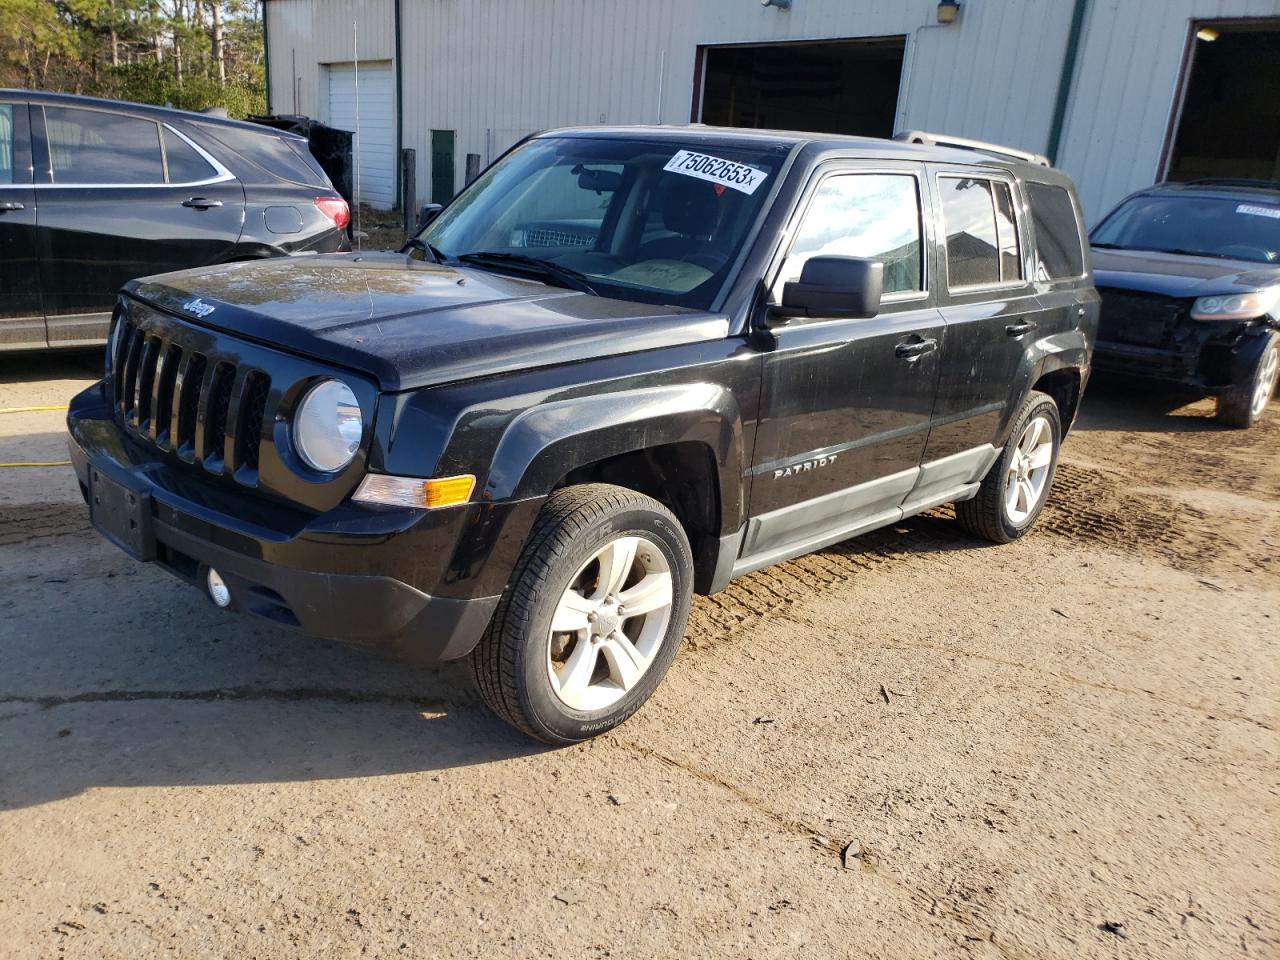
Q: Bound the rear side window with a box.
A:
[162,127,216,184]
[45,106,164,185]
[939,176,1022,288]
[203,125,322,185]
[1027,182,1085,280]
[774,172,924,301]
[0,104,13,184]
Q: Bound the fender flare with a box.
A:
[484,382,746,534]
[1002,329,1090,441]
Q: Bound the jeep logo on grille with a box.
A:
[183,297,216,318]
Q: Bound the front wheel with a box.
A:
[1217,332,1279,428]
[470,483,693,744]
[955,390,1062,544]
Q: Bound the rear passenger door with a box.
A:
[921,167,1042,466]
[32,103,245,345]
[0,99,44,349]
[744,162,944,570]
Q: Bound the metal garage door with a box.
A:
[326,61,394,209]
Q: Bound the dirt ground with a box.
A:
[0,351,1276,960]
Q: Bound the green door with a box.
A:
[430,130,455,204]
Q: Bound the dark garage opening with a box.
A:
[697,37,905,137]
[1166,22,1280,182]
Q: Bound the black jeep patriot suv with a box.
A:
[68,127,1098,743]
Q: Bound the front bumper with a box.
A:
[1094,320,1274,392]
[67,381,523,661]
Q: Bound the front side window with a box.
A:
[773,173,924,302]
[1090,190,1276,266]
[421,136,788,310]
[44,106,164,185]
[940,176,1023,288]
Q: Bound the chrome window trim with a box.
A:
[37,108,234,189]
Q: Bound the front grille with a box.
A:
[110,311,271,484]
[1097,288,1190,349]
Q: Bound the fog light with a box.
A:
[207,568,231,608]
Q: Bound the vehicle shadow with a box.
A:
[0,517,547,811]
[0,349,103,386]
[1073,374,1224,434]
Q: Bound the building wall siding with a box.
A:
[266,0,1280,221]
[1057,0,1280,222]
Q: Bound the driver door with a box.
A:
[741,162,944,572]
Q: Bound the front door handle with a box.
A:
[1006,319,1038,337]
[0,201,25,212]
[895,337,938,361]
[182,197,223,209]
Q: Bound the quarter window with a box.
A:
[162,127,216,184]
[940,176,1023,288]
[774,173,924,302]
[45,106,164,185]
[1027,182,1085,280]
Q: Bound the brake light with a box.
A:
[314,197,350,230]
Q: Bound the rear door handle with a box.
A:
[1006,320,1038,337]
[182,197,223,209]
[0,201,25,212]
[895,337,938,361]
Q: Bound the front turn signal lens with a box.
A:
[353,473,476,509]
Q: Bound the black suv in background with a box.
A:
[68,127,1097,743]
[0,91,350,352]
[1090,180,1280,427]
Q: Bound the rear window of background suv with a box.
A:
[195,123,323,186]
[1027,182,1085,280]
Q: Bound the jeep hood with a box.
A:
[126,254,730,391]
[1090,247,1280,299]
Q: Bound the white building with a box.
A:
[262,0,1280,223]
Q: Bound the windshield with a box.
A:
[1091,193,1280,264]
[417,136,789,309]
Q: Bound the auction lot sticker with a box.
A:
[664,150,769,195]
[1237,203,1280,219]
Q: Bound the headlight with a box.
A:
[1191,286,1280,321]
[293,379,363,472]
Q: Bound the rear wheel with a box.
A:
[955,390,1062,544]
[1217,333,1279,428]
[470,483,693,744]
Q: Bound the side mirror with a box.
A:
[774,256,884,321]
[417,202,444,231]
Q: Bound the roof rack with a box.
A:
[1183,178,1280,190]
[893,130,1051,167]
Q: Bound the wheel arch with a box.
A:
[483,383,746,593]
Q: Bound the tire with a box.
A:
[955,390,1062,544]
[470,483,694,745]
[1216,332,1279,428]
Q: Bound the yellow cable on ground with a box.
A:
[0,460,73,468]
[0,405,69,414]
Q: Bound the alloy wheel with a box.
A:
[546,535,675,712]
[1252,345,1279,420]
[1004,414,1055,525]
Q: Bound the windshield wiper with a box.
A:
[401,236,446,264]
[457,251,598,295]
[1090,242,1124,249]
